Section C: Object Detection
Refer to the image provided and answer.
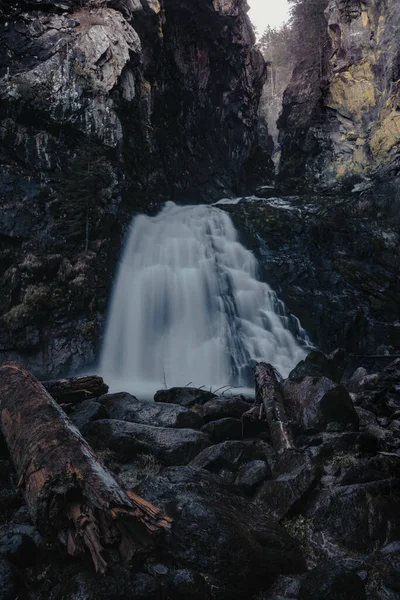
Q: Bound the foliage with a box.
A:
[282,515,313,543]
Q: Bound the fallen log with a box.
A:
[41,375,109,405]
[0,362,172,572]
[255,362,294,453]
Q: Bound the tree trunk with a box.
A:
[254,362,294,453]
[0,362,172,572]
[41,374,109,405]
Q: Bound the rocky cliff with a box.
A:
[278,0,400,192]
[0,0,267,377]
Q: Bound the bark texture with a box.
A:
[255,362,294,452]
[0,362,172,572]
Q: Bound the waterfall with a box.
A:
[100,202,310,396]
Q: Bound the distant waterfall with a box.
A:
[100,202,310,395]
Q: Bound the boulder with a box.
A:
[310,479,400,553]
[134,466,306,597]
[347,367,368,392]
[201,418,243,443]
[319,386,359,432]
[100,393,202,429]
[70,399,108,431]
[167,569,209,600]
[256,451,317,520]
[235,460,270,494]
[154,388,217,409]
[189,440,273,484]
[288,349,347,384]
[200,396,252,423]
[299,562,366,600]
[85,420,211,466]
[282,376,335,433]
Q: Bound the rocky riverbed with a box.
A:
[0,350,399,599]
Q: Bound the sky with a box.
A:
[247,0,291,34]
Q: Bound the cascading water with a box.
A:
[100,202,310,396]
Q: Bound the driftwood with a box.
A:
[41,375,109,404]
[255,362,294,453]
[0,362,172,572]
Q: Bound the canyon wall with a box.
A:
[278,0,400,192]
[0,0,268,377]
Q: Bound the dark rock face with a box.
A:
[278,0,400,193]
[223,195,400,359]
[0,0,266,378]
[201,417,243,443]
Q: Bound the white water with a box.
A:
[100,202,310,396]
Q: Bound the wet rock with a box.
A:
[0,559,16,600]
[134,466,306,596]
[311,479,400,553]
[201,418,243,443]
[299,562,366,600]
[190,440,273,483]
[264,574,304,599]
[235,460,270,493]
[288,349,347,384]
[0,524,41,567]
[319,386,359,432]
[298,431,379,458]
[70,399,108,431]
[256,451,317,519]
[363,424,400,453]
[100,392,202,429]
[282,376,335,433]
[200,396,252,423]
[154,388,217,409]
[85,419,211,465]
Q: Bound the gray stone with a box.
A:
[70,399,108,431]
[201,418,243,443]
[235,460,270,493]
[85,419,211,466]
[100,392,202,429]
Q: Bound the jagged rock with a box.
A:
[189,440,274,484]
[201,418,243,443]
[299,562,366,600]
[288,349,347,383]
[319,386,359,432]
[310,479,400,553]
[200,396,252,423]
[134,466,306,597]
[255,450,318,520]
[85,419,211,465]
[70,399,108,431]
[154,388,217,409]
[0,524,41,567]
[100,392,202,429]
[235,460,270,494]
[347,367,368,392]
[282,376,335,433]
[0,559,16,600]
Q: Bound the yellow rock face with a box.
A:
[327,62,376,122]
[213,0,234,16]
[370,109,400,157]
